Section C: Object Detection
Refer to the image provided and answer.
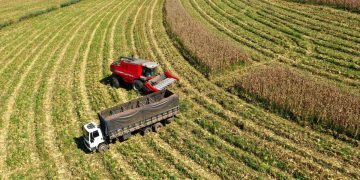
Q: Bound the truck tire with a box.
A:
[132,80,144,91]
[97,143,109,153]
[141,126,152,135]
[152,122,163,132]
[164,117,174,124]
[111,76,120,88]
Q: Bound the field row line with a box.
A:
[188,0,360,88]
[0,8,88,178]
[0,11,66,56]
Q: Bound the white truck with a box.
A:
[82,89,179,152]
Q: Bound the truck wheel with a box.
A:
[111,76,120,88]
[164,117,174,124]
[141,126,152,135]
[132,80,144,91]
[152,122,163,132]
[97,143,109,153]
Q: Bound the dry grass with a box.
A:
[291,0,360,12]
[164,0,248,73]
[236,64,360,138]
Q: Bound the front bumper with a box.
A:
[83,139,95,151]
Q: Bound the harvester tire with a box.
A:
[97,143,108,153]
[133,80,144,91]
[111,76,120,88]
[153,122,163,132]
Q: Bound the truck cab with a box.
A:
[82,122,106,152]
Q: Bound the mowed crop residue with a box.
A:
[0,0,359,179]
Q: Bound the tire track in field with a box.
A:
[0,11,84,178]
[150,0,360,177]
[42,1,118,177]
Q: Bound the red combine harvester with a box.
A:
[110,56,178,93]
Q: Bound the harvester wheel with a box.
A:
[153,122,163,132]
[132,80,144,91]
[141,126,152,135]
[111,76,120,88]
[97,143,109,153]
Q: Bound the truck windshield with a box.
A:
[83,127,89,140]
[143,67,157,77]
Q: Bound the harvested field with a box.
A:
[0,0,359,179]
[0,0,80,29]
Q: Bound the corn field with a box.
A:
[291,0,360,12]
[236,64,360,139]
[164,0,248,73]
[0,0,359,179]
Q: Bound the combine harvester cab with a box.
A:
[110,56,178,93]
